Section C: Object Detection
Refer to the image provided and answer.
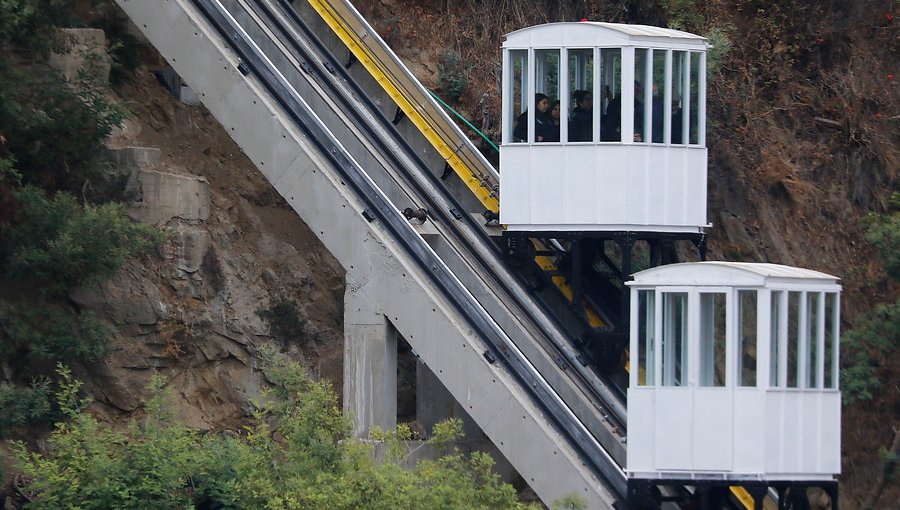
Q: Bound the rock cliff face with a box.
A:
[70,60,346,430]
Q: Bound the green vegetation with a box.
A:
[257,299,307,341]
[0,378,54,437]
[3,186,164,293]
[438,49,471,103]
[841,194,900,404]
[0,61,127,193]
[1,304,111,362]
[0,0,74,54]
[0,1,164,439]
[863,194,900,280]
[13,356,531,509]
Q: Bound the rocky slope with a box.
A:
[71,56,346,430]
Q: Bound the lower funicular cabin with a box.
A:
[626,262,841,508]
[500,22,709,235]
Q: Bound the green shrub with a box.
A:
[0,62,126,193]
[15,352,531,509]
[704,25,734,77]
[863,193,900,280]
[2,186,165,293]
[0,0,75,54]
[840,300,900,405]
[257,299,307,341]
[840,194,900,405]
[1,304,111,362]
[438,49,471,103]
[0,378,54,437]
[662,0,705,31]
[91,3,144,85]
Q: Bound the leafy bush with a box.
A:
[438,49,471,103]
[15,352,531,509]
[840,300,900,404]
[2,186,165,293]
[662,0,706,31]
[1,304,111,362]
[863,193,900,280]
[257,299,307,341]
[0,0,74,54]
[0,378,54,437]
[841,196,900,405]
[0,62,126,193]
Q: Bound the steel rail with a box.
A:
[190,0,628,499]
[257,0,627,431]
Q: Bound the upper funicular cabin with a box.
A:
[500,22,710,234]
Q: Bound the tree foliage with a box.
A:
[0,0,74,54]
[841,194,900,404]
[0,61,127,194]
[1,186,165,294]
[1,304,111,363]
[14,354,532,509]
[0,378,54,438]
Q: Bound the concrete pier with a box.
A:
[343,278,397,438]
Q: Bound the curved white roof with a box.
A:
[628,261,841,288]
[504,22,708,49]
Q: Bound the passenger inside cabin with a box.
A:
[651,83,664,143]
[671,94,683,144]
[543,100,561,142]
[606,82,644,142]
[569,90,592,142]
[599,85,612,134]
[513,93,550,142]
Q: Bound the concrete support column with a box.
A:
[343,280,397,438]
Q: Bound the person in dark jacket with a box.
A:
[543,100,561,142]
[513,93,550,142]
[604,82,644,142]
[569,90,593,142]
[651,83,664,143]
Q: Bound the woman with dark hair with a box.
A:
[513,93,550,142]
[543,100,561,142]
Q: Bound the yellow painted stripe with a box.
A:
[533,242,604,328]
[306,0,607,333]
[730,486,777,510]
[306,0,498,211]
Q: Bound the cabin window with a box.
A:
[634,48,651,143]
[806,292,822,388]
[786,291,801,388]
[567,48,593,143]
[637,289,655,386]
[738,290,758,387]
[599,48,622,142]
[689,51,702,145]
[672,51,689,145]
[507,49,527,143]
[651,49,668,143]
[824,293,839,389]
[699,292,726,387]
[534,49,559,144]
[770,291,785,387]
[662,292,688,386]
